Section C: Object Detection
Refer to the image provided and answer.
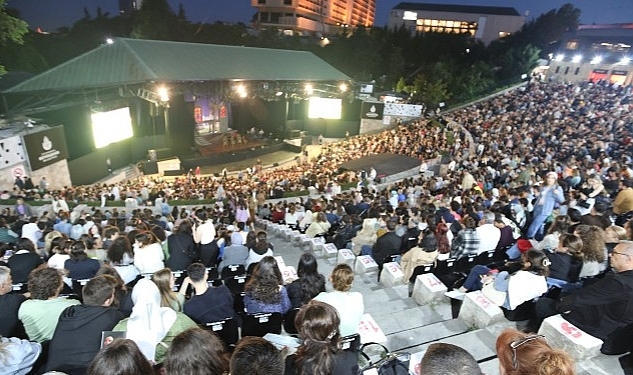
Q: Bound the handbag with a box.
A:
[358,342,413,375]
[481,279,507,306]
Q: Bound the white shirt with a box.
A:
[133,243,165,274]
[476,224,501,254]
[21,223,40,245]
[314,290,364,337]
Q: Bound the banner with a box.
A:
[361,102,384,120]
[23,126,69,171]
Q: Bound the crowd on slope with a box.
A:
[1,79,633,374]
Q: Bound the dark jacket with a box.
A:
[166,232,197,271]
[0,293,26,337]
[558,270,633,340]
[372,231,402,266]
[46,304,123,372]
[183,285,234,324]
[8,252,43,284]
[284,350,358,375]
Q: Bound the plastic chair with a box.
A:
[224,275,248,295]
[433,258,456,278]
[283,307,300,335]
[201,317,239,347]
[241,312,283,337]
[221,264,246,280]
[409,263,435,284]
[475,250,495,267]
[454,255,477,275]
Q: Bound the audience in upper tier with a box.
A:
[1,79,633,372]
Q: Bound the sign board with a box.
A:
[360,102,384,120]
[23,126,68,171]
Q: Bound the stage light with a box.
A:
[105,38,114,44]
[305,84,313,95]
[554,54,564,62]
[619,57,631,65]
[339,83,347,92]
[572,54,582,63]
[236,84,248,98]
[157,86,169,102]
[590,56,602,64]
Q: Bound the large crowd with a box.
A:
[1,79,633,375]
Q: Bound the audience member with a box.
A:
[64,240,100,280]
[496,328,575,375]
[284,300,358,375]
[166,219,197,271]
[0,266,26,337]
[419,342,482,375]
[112,278,197,363]
[86,339,154,375]
[46,275,123,373]
[314,264,363,337]
[18,266,80,343]
[152,268,185,312]
[164,327,230,375]
[243,256,291,314]
[286,252,326,309]
[8,238,43,284]
[229,336,284,375]
[180,262,234,324]
[535,241,633,341]
[0,335,41,375]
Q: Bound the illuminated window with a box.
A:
[446,20,453,28]
[424,19,431,26]
[566,40,578,50]
[438,20,446,27]
[403,11,417,20]
[431,19,438,26]
[194,107,202,123]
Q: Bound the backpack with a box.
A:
[358,343,413,375]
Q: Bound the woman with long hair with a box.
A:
[284,300,358,375]
[459,249,550,311]
[87,339,154,375]
[7,238,43,284]
[287,252,326,309]
[246,231,274,267]
[64,240,100,280]
[133,231,164,274]
[106,237,139,285]
[546,233,584,283]
[164,327,230,375]
[152,268,185,312]
[305,212,331,238]
[243,256,291,314]
[193,209,217,267]
[533,215,570,252]
[496,328,575,375]
[573,224,607,278]
[166,219,197,271]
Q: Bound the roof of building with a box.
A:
[393,2,520,17]
[3,38,350,94]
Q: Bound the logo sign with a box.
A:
[361,102,384,120]
[23,126,69,171]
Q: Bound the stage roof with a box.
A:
[3,38,351,94]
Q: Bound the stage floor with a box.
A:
[339,153,420,177]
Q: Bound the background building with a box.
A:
[251,0,375,35]
[118,0,142,16]
[387,2,523,45]
[547,23,633,85]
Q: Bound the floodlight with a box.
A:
[157,86,169,102]
[572,55,582,63]
[339,83,348,92]
[619,57,631,65]
[305,84,314,95]
[590,56,602,64]
[554,54,564,62]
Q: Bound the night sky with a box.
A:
[8,0,632,32]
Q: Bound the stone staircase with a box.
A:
[259,220,628,375]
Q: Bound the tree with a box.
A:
[131,0,179,40]
[0,0,28,76]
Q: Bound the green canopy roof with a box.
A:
[3,38,350,94]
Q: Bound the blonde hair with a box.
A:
[330,264,354,292]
